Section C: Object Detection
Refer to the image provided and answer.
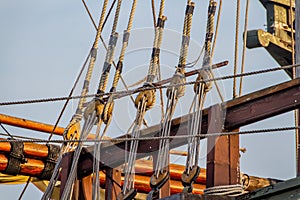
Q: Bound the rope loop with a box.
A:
[135,83,156,111]
[194,69,213,93]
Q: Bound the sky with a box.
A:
[0,0,297,199]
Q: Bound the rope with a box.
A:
[211,0,222,58]
[151,0,157,27]
[233,0,240,98]
[238,0,249,97]
[204,184,243,196]
[2,126,300,144]
[97,0,122,95]
[1,64,300,107]
[42,1,110,198]
[17,176,31,200]
[0,123,14,139]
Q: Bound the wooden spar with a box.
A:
[0,152,279,194]
[0,138,56,159]
[153,60,228,86]
[76,78,300,174]
[0,114,65,136]
[134,160,206,184]
[0,154,44,176]
[0,113,96,139]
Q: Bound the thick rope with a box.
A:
[97,0,122,95]
[238,0,249,96]
[42,1,110,198]
[204,184,243,196]
[233,0,240,98]
[211,0,222,58]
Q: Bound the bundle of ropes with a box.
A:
[38,0,248,199]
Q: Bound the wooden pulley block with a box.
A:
[134,88,156,111]
[181,165,200,187]
[150,170,169,189]
[117,188,137,200]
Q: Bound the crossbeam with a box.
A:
[77,78,300,177]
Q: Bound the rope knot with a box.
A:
[135,83,156,111]
[166,70,186,99]
[194,68,213,93]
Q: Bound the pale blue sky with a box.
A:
[0,0,296,199]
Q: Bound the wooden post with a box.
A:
[206,104,240,187]
[152,154,170,198]
[296,0,300,177]
[105,167,121,200]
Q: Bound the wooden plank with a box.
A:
[206,104,231,187]
[76,78,300,176]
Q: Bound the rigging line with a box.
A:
[151,0,157,27]
[82,0,148,128]
[233,0,240,99]
[17,176,31,200]
[1,63,300,107]
[0,132,40,140]
[238,0,249,97]
[211,0,222,58]
[0,123,14,139]
[4,126,300,144]
[44,0,111,198]
[48,52,91,141]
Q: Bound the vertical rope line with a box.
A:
[211,0,222,58]
[158,0,165,19]
[112,0,122,34]
[151,0,157,27]
[233,0,240,98]
[238,0,249,96]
